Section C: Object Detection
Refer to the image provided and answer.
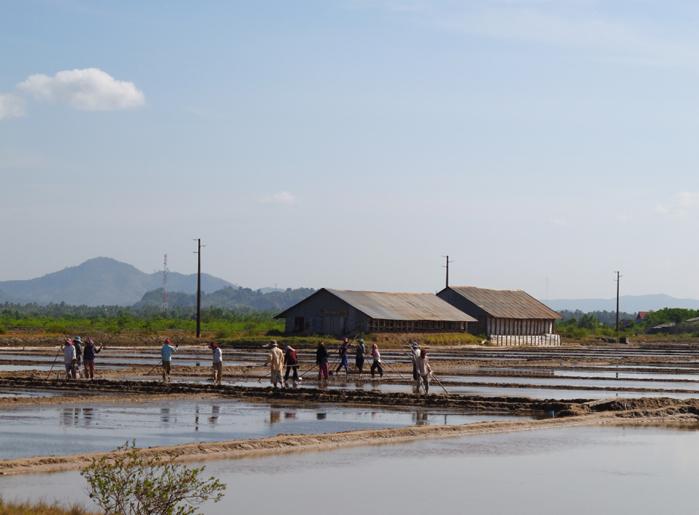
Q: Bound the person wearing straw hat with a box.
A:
[283,343,300,388]
[161,338,178,383]
[355,338,366,376]
[82,337,103,380]
[209,342,223,385]
[316,342,329,382]
[73,336,83,379]
[370,342,383,379]
[62,338,77,379]
[264,340,285,388]
[416,348,433,395]
[410,341,421,383]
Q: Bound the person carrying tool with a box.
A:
[370,342,383,378]
[335,337,350,376]
[82,337,103,380]
[416,348,433,394]
[161,338,178,383]
[283,343,300,388]
[209,342,223,385]
[62,338,77,379]
[355,338,366,375]
[410,341,421,383]
[73,336,83,379]
[264,340,285,388]
[316,342,329,382]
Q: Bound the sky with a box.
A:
[3,0,699,299]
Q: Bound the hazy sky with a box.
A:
[3,0,699,299]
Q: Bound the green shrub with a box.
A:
[81,442,226,515]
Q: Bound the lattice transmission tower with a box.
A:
[162,253,169,310]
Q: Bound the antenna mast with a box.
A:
[194,239,204,338]
[614,270,622,342]
[162,253,169,310]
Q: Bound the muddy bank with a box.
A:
[0,376,582,415]
[4,402,699,477]
[0,415,597,476]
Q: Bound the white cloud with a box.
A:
[0,93,24,120]
[18,68,145,111]
[655,192,699,218]
[259,191,297,205]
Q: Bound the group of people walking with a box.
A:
[159,338,223,385]
[162,336,434,393]
[315,338,384,381]
[61,336,103,380]
[57,334,434,394]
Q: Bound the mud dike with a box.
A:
[1,376,699,476]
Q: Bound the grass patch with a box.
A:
[0,498,96,515]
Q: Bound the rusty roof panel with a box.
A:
[326,289,477,322]
[446,286,561,320]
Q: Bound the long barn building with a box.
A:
[438,286,561,346]
[276,288,475,336]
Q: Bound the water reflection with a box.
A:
[209,405,220,426]
[83,407,94,427]
[316,412,327,420]
[60,407,95,427]
[160,407,170,425]
[269,409,281,425]
[413,410,428,426]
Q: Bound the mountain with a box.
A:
[0,257,235,306]
[135,286,316,312]
[547,294,699,313]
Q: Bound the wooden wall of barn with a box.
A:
[281,290,370,335]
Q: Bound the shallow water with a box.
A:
[0,389,58,399]
[0,399,518,460]
[0,364,53,371]
[216,377,699,399]
[441,374,699,391]
[4,425,699,514]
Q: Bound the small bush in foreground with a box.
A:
[0,498,95,514]
[81,442,226,515]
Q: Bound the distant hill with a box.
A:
[547,294,699,313]
[0,257,235,306]
[136,286,316,312]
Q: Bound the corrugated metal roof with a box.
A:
[326,289,476,322]
[445,286,561,320]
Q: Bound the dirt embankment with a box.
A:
[0,415,602,476]
[0,376,579,414]
[3,400,699,477]
[2,377,699,476]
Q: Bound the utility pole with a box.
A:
[614,270,622,342]
[442,255,453,288]
[194,239,203,338]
